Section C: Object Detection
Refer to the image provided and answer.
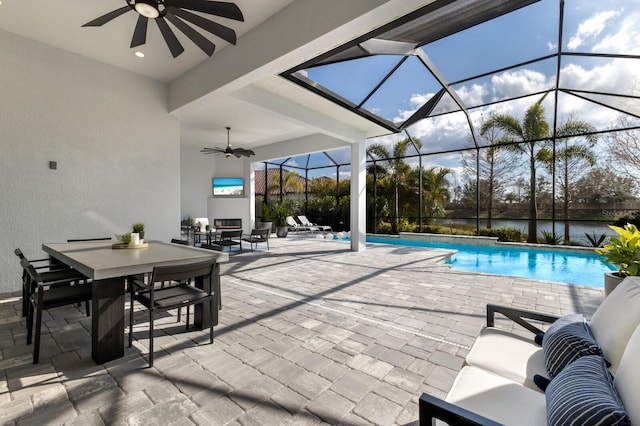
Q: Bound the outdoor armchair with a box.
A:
[242,228,270,252]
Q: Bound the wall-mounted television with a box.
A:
[212,177,244,196]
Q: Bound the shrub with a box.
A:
[478,226,525,242]
[595,223,640,277]
[612,212,640,228]
[541,230,563,245]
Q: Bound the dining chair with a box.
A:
[21,258,92,364]
[15,248,84,318]
[170,238,190,245]
[128,260,219,367]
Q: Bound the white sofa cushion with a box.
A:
[590,276,640,374]
[614,324,640,425]
[465,327,547,391]
[445,366,546,426]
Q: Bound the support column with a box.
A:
[350,139,366,252]
[246,161,256,229]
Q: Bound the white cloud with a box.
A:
[490,69,550,100]
[592,13,640,54]
[567,10,620,50]
[548,41,557,51]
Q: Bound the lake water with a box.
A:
[435,218,614,245]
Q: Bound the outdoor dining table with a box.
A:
[42,240,228,364]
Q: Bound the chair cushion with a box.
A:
[614,324,640,425]
[589,276,640,374]
[542,313,602,377]
[445,366,546,426]
[546,355,630,426]
[465,327,547,391]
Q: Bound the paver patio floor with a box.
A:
[0,236,604,425]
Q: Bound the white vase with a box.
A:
[604,271,625,296]
[131,233,140,245]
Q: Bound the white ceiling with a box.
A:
[0,0,425,152]
[0,0,294,82]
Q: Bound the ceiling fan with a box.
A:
[201,127,255,158]
[82,0,244,58]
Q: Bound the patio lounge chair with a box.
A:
[286,216,316,233]
[297,215,332,232]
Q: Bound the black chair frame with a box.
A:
[241,228,270,252]
[128,260,218,367]
[21,258,91,364]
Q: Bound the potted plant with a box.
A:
[595,223,640,295]
[132,223,145,241]
[114,232,132,248]
[266,200,292,238]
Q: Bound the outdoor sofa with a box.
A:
[420,276,640,425]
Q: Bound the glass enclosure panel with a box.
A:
[431,92,461,116]
[407,111,475,154]
[304,55,404,106]
[449,58,557,109]
[564,92,640,123]
[555,91,638,132]
[563,0,639,55]
[422,0,558,82]
[362,55,442,124]
[559,57,640,98]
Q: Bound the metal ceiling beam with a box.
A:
[414,49,479,148]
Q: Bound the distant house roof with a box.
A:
[255,169,307,196]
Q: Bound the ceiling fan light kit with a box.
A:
[134,0,160,19]
[200,127,255,158]
[82,0,244,58]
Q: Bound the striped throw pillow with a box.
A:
[542,313,602,377]
[546,355,630,426]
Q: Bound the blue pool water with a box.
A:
[366,236,615,287]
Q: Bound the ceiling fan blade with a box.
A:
[82,6,131,27]
[130,15,149,48]
[156,17,185,58]
[165,13,216,56]
[165,0,244,21]
[234,148,255,157]
[168,7,237,44]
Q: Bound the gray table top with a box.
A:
[42,241,228,280]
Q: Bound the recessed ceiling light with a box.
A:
[135,51,145,58]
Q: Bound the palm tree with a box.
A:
[267,170,303,199]
[539,116,597,243]
[421,166,451,223]
[367,137,422,233]
[480,95,550,243]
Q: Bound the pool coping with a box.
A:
[371,232,600,254]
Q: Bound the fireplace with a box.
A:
[213,218,242,229]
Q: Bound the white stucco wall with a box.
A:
[180,144,214,220]
[0,31,181,294]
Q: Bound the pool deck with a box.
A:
[0,235,604,425]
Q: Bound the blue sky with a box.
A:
[273,0,640,182]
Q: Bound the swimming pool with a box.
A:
[366,236,615,287]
